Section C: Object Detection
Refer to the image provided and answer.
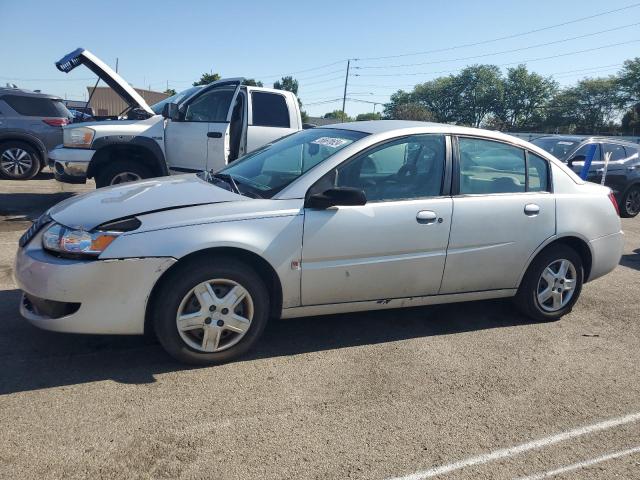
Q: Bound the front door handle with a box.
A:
[524,204,540,216]
[416,210,438,224]
[207,131,222,138]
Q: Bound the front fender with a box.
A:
[88,135,169,177]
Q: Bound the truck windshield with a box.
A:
[216,128,368,198]
[150,86,202,114]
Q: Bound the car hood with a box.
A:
[56,48,154,116]
[48,174,247,230]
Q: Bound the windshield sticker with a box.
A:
[557,141,574,145]
[311,137,349,148]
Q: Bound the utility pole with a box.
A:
[115,58,119,73]
[341,59,350,122]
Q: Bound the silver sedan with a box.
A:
[14,121,624,364]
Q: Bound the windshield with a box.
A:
[532,137,579,160]
[150,86,202,114]
[216,128,368,198]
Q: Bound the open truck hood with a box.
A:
[56,48,154,116]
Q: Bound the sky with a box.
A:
[0,0,639,117]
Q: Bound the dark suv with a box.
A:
[0,87,72,180]
[533,135,640,217]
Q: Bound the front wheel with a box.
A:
[620,186,640,218]
[153,258,270,365]
[515,244,583,322]
[95,161,152,188]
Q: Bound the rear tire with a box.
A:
[153,258,270,365]
[515,244,583,322]
[95,161,152,188]
[0,141,41,180]
[620,185,640,218]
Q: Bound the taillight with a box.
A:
[608,191,620,216]
[42,118,69,127]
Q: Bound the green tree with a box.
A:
[412,76,462,123]
[390,103,433,121]
[455,65,503,127]
[193,72,221,86]
[323,110,351,121]
[355,112,382,121]
[618,58,640,106]
[273,76,299,95]
[243,79,264,87]
[163,88,177,96]
[496,65,557,130]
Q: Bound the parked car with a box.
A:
[15,121,623,364]
[532,135,640,217]
[69,109,94,122]
[0,87,71,179]
[50,48,303,188]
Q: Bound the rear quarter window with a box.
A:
[251,92,290,128]
[1,95,70,117]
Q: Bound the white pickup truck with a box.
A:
[50,48,303,187]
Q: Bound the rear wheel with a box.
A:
[95,161,152,188]
[0,141,40,180]
[620,186,640,218]
[515,244,583,322]
[153,258,270,365]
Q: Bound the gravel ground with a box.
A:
[1,173,639,480]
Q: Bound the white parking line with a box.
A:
[387,412,640,480]
[516,446,640,480]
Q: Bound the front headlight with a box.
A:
[63,127,95,148]
[42,223,120,257]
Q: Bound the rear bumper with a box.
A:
[14,233,176,334]
[49,146,94,183]
[588,230,624,282]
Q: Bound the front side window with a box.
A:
[251,92,290,128]
[331,134,446,202]
[219,128,367,197]
[184,86,235,122]
[459,137,526,194]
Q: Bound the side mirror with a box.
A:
[568,154,585,167]
[162,102,180,121]
[306,187,367,209]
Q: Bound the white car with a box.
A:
[49,48,303,187]
[15,121,624,364]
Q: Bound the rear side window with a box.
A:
[2,95,70,117]
[527,152,549,192]
[251,92,290,128]
[458,137,526,194]
[604,143,627,161]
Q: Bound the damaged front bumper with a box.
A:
[14,231,176,334]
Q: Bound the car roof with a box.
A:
[534,134,639,148]
[0,87,62,100]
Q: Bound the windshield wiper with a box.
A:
[210,172,240,194]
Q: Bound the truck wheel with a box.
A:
[0,141,41,180]
[620,186,640,218]
[95,161,152,188]
[153,257,270,365]
[514,244,583,322]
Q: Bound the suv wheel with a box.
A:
[515,244,583,322]
[0,141,40,180]
[153,258,270,365]
[95,161,152,188]
[620,186,640,218]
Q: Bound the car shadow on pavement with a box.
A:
[0,192,75,219]
[619,248,640,272]
[0,287,536,396]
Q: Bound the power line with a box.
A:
[354,22,640,70]
[257,59,349,79]
[355,2,640,61]
[354,39,640,77]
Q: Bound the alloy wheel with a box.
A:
[536,259,577,312]
[110,172,142,185]
[1,148,33,178]
[176,278,254,353]
[625,188,640,216]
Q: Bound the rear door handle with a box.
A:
[524,204,540,216]
[416,210,438,224]
[207,131,222,138]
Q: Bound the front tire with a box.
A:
[515,244,583,322]
[0,141,41,180]
[620,186,640,218]
[95,161,152,188]
[153,258,270,365]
